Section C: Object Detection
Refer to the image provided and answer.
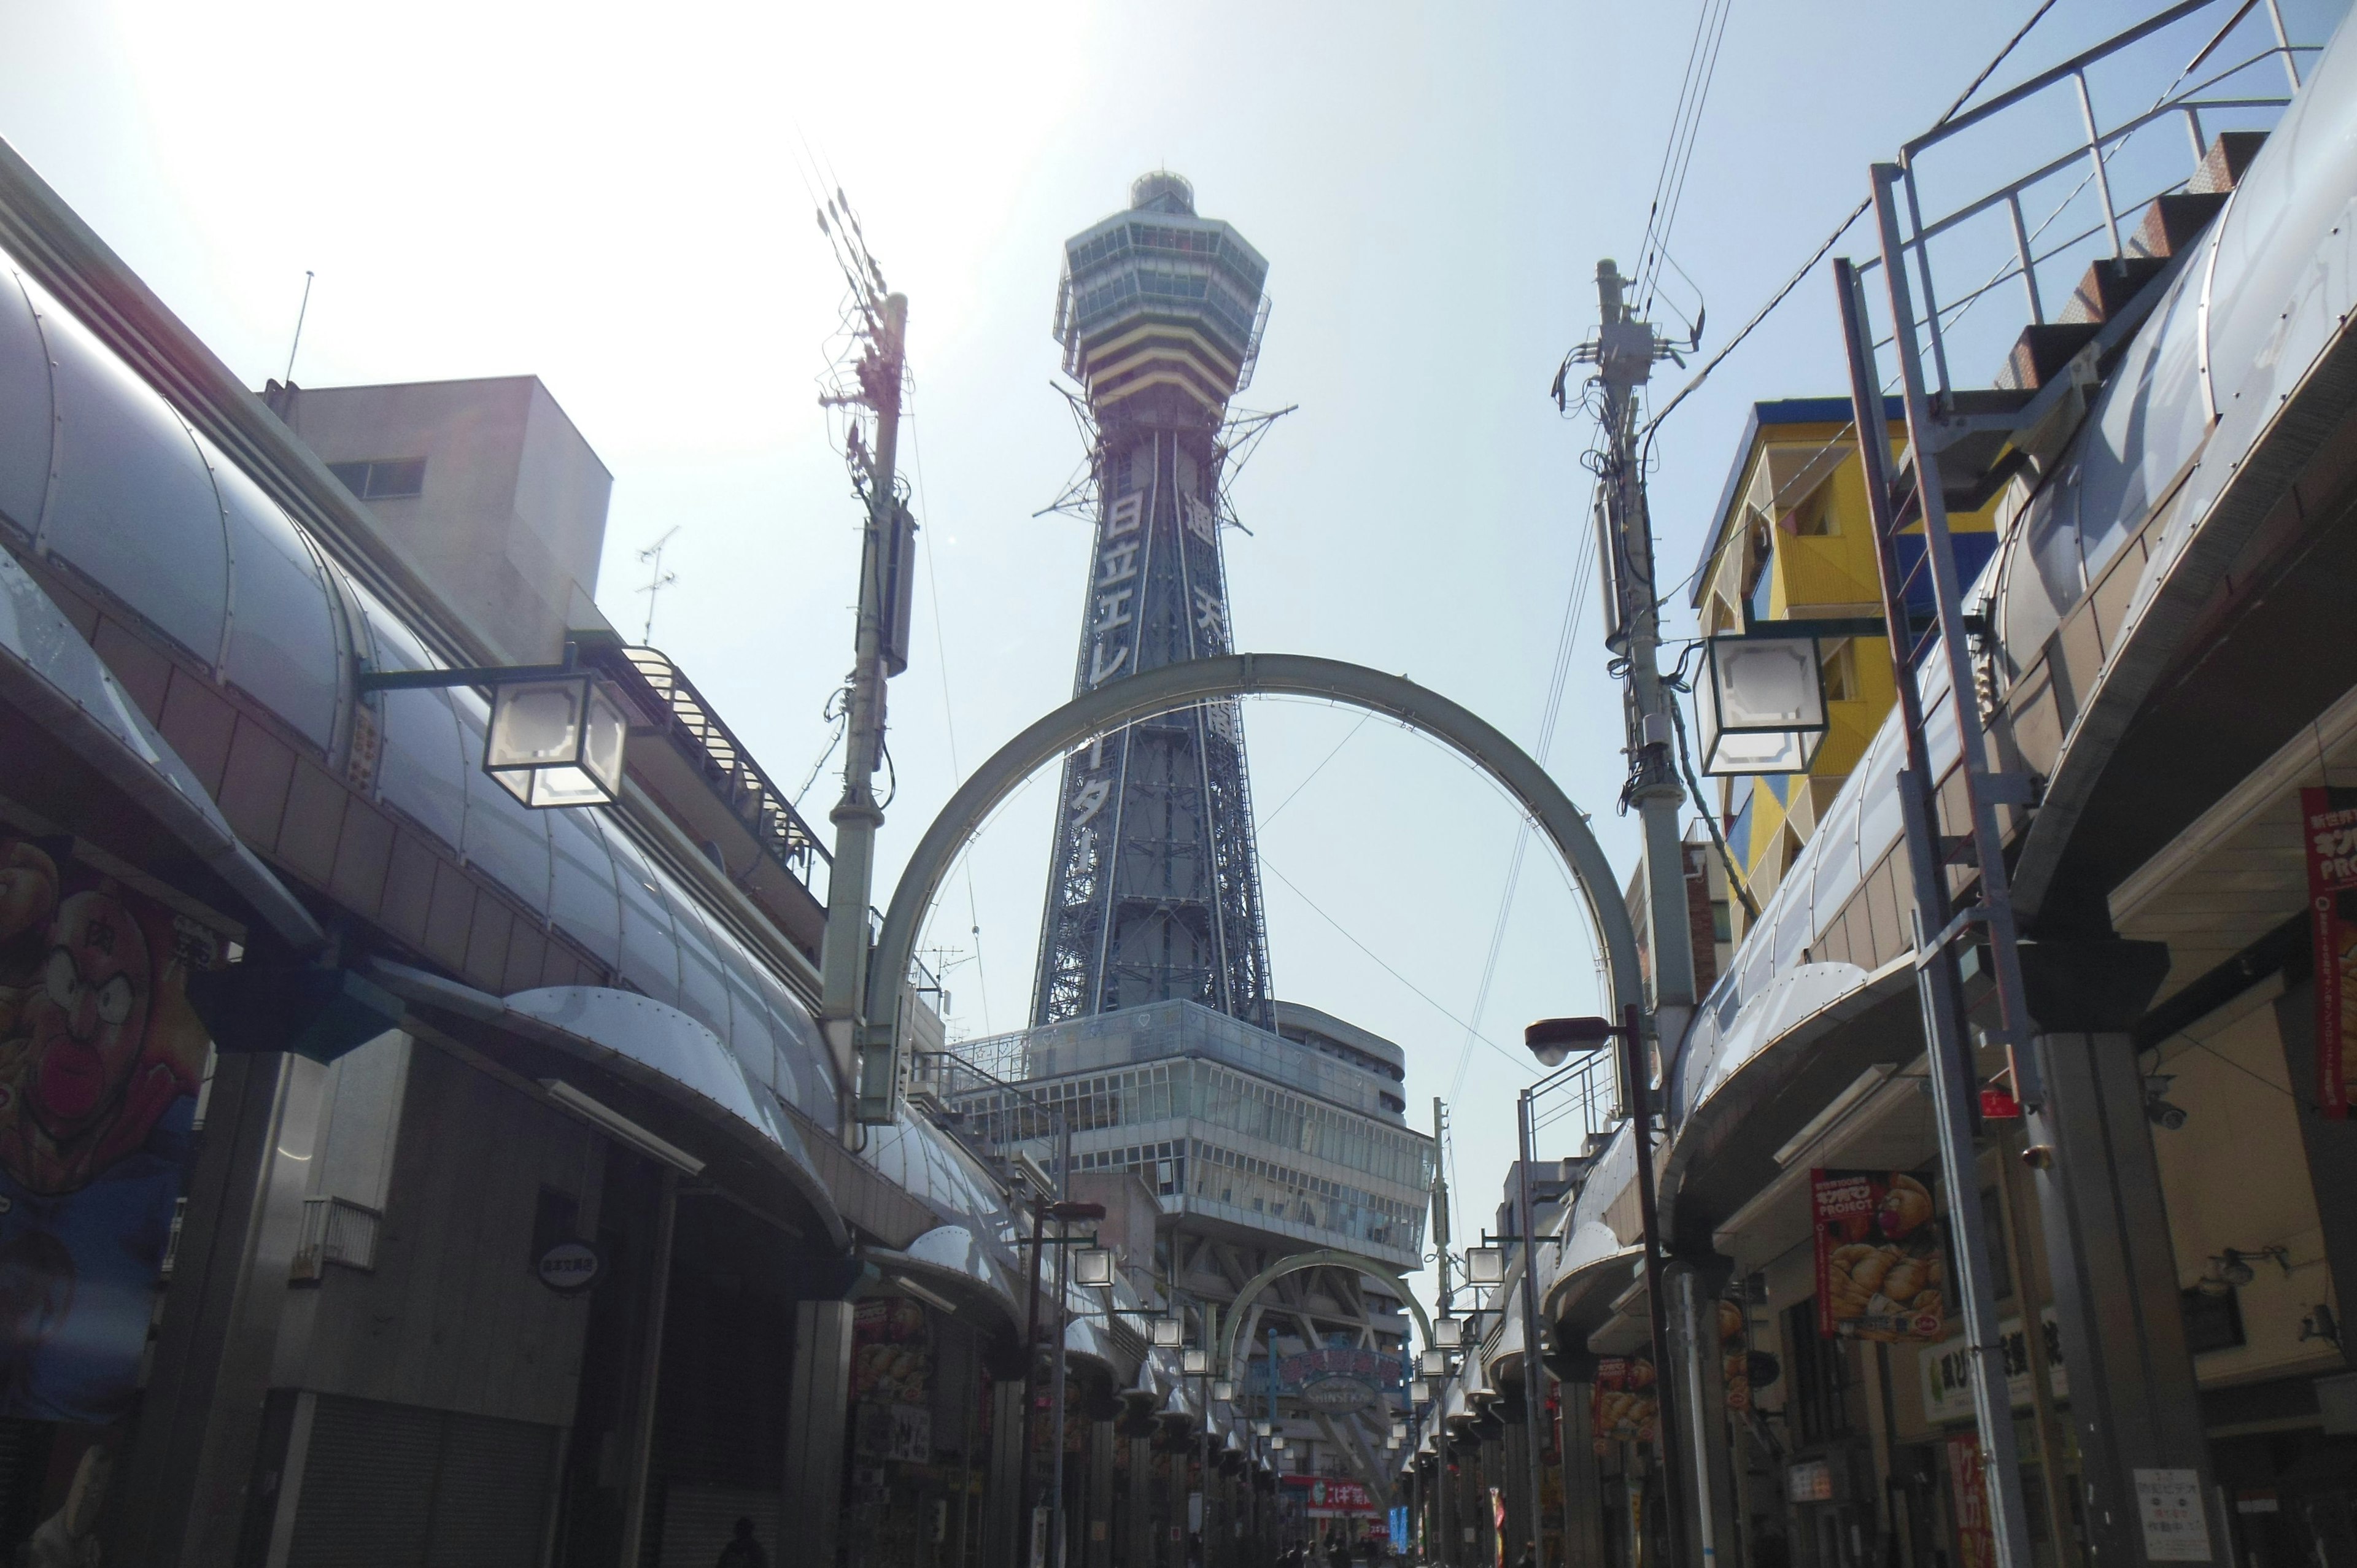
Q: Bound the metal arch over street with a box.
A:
[859,651,1645,1118]
[1212,1248,1433,1378]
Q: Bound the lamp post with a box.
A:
[1525,1008,1683,1568]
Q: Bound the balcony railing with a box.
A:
[603,646,830,900]
[290,1195,382,1281]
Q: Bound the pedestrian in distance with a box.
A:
[715,1517,767,1568]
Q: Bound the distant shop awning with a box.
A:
[367,963,848,1251]
[0,547,323,950]
[859,1223,1022,1329]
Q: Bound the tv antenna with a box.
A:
[282,270,315,385]
[635,526,681,644]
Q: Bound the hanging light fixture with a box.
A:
[1213,1378,1235,1403]
[1466,1245,1506,1286]
[1154,1317,1185,1350]
[1183,1347,1210,1377]
[1695,627,1832,776]
[1430,1316,1461,1348]
[1409,1378,1430,1404]
[360,643,633,809]
[1074,1247,1118,1289]
[1420,1348,1449,1378]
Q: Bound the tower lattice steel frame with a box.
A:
[1032,172,1277,1030]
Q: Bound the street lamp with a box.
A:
[358,644,632,809]
[1522,1006,1687,1568]
[1430,1316,1461,1348]
[1214,1378,1235,1404]
[1420,1348,1449,1378]
[1074,1246,1118,1289]
[1408,1378,1430,1405]
[1183,1346,1210,1377]
[1465,1246,1504,1286]
[1154,1317,1185,1350]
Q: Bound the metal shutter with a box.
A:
[656,1484,782,1568]
[286,1396,556,1567]
[287,1397,438,1567]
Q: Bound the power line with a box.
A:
[1260,854,1536,1079]
[1445,481,1602,1107]
[1638,0,2061,441]
[1256,711,1375,830]
[905,382,993,1035]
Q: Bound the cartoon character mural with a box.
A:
[0,838,211,1421]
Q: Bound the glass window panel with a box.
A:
[0,271,52,538]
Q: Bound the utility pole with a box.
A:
[1430,1098,1452,1568]
[813,190,918,1125]
[1573,259,1702,1567]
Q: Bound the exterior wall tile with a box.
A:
[217,717,295,849]
[2056,597,2108,706]
[328,797,397,919]
[424,860,476,970]
[463,892,513,991]
[381,829,438,948]
[1865,848,1906,966]
[2088,533,2149,655]
[88,614,171,722]
[277,759,347,886]
[157,667,236,797]
[501,920,546,997]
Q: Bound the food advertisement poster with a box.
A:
[0,838,214,1421]
[1812,1168,1947,1342]
[1946,1435,1996,1568]
[853,1297,932,1406]
[1717,1299,1752,1412]
[2301,786,2357,1118]
[1591,1356,1658,1450]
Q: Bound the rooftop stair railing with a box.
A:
[1857,0,2323,476]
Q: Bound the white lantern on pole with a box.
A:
[1696,629,1830,776]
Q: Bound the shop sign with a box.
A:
[2134,1468,2213,1561]
[1918,1309,2065,1424]
[1590,1356,1658,1450]
[1812,1168,1948,1342]
[1295,1377,1382,1413]
[2302,786,2357,1118]
[1946,1436,1995,1568]
[536,1238,603,1293]
[0,838,218,1422]
[1280,1476,1379,1516]
[886,1403,932,1464]
[1787,1459,1835,1504]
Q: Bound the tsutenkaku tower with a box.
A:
[1032,172,1277,1029]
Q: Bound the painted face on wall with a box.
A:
[0,843,56,952]
[21,892,150,1141]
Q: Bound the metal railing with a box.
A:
[611,646,830,899]
[1864,0,2323,398]
[290,1195,382,1280]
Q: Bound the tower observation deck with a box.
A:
[1034,172,1277,1029]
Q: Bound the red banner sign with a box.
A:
[1946,1435,1996,1568]
[2302,787,2357,1119]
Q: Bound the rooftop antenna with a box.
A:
[635,525,681,644]
[282,270,315,386]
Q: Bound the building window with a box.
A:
[328,457,427,500]
[1821,639,1858,703]
[1790,477,1838,536]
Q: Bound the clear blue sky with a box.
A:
[2,0,2340,1310]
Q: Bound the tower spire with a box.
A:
[1032,175,1277,1028]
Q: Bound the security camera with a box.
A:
[2145,1075,2186,1130]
